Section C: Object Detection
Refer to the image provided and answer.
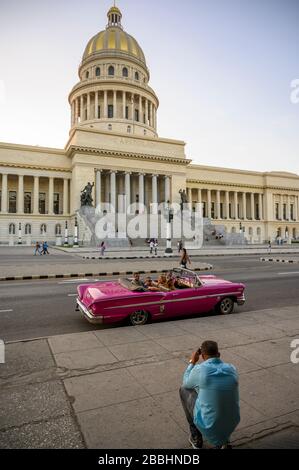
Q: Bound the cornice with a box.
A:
[68,145,191,166]
[187,179,299,192]
[0,162,71,173]
[0,141,65,155]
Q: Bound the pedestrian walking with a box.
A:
[177,240,183,253]
[267,240,272,254]
[42,241,50,255]
[34,241,42,255]
[179,340,240,449]
[100,241,106,256]
[180,248,191,269]
[149,239,154,254]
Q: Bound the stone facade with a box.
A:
[0,6,298,245]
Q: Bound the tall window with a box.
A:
[85,71,89,79]
[24,192,31,214]
[39,193,46,214]
[97,106,101,119]
[25,224,31,235]
[125,106,129,119]
[9,223,16,235]
[275,203,279,220]
[135,71,139,80]
[9,191,17,213]
[108,65,114,76]
[135,109,139,122]
[220,203,224,219]
[54,193,60,215]
[95,67,101,77]
[291,204,294,220]
[127,126,131,133]
[255,203,259,220]
[202,202,206,218]
[108,105,114,118]
[229,203,232,219]
[283,203,287,220]
[211,202,215,219]
[122,67,128,77]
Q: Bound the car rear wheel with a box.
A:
[217,297,234,315]
[129,310,149,326]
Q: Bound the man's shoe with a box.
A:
[189,434,203,449]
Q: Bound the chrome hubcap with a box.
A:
[221,299,232,313]
[131,310,147,325]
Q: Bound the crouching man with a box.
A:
[179,340,240,449]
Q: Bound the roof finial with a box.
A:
[107,3,122,28]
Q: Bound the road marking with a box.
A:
[278,272,299,275]
[67,294,78,297]
[0,309,13,313]
[58,278,89,284]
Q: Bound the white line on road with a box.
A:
[278,272,299,275]
[0,309,13,313]
[58,278,89,284]
[67,294,78,297]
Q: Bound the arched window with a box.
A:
[55,224,62,236]
[135,71,139,80]
[9,223,16,235]
[127,126,131,133]
[249,227,253,236]
[95,67,101,77]
[40,224,47,235]
[108,65,115,76]
[25,224,31,235]
[108,124,112,131]
[122,67,128,77]
[85,71,89,79]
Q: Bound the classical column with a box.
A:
[95,91,99,119]
[153,105,156,129]
[225,191,230,219]
[87,93,91,120]
[164,176,170,203]
[80,95,84,122]
[1,173,8,213]
[145,99,149,125]
[113,90,117,118]
[74,98,78,124]
[122,91,126,119]
[71,101,75,127]
[151,174,158,214]
[139,173,144,212]
[197,189,202,213]
[17,174,24,214]
[139,95,142,122]
[63,179,68,215]
[251,193,255,220]
[234,192,238,219]
[242,192,247,220]
[131,94,134,120]
[104,90,108,118]
[96,171,101,209]
[110,171,116,212]
[259,193,263,220]
[216,190,221,219]
[33,176,39,214]
[48,177,54,215]
[286,195,290,220]
[207,189,212,218]
[125,172,131,214]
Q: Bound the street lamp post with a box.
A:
[74,217,79,246]
[164,200,173,255]
[64,221,69,246]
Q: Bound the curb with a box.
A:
[0,265,213,282]
[260,257,298,264]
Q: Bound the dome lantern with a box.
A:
[107,5,123,29]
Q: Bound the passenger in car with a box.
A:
[144,277,159,291]
[131,272,144,287]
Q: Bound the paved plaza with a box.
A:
[1,305,299,449]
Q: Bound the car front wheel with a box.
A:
[129,310,149,326]
[217,297,234,315]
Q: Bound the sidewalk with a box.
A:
[1,305,299,448]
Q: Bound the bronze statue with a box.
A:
[179,189,188,210]
[80,182,94,206]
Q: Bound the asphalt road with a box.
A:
[0,255,299,342]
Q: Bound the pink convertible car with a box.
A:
[76,268,245,326]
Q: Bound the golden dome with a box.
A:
[82,6,146,65]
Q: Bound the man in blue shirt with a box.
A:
[179,340,240,449]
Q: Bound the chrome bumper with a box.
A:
[236,294,246,306]
[76,298,104,324]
